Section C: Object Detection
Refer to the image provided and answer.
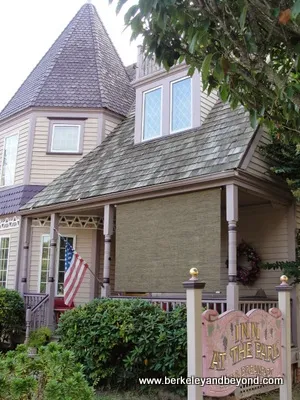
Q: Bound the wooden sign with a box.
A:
[202,308,282,397]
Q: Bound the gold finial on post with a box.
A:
[189,268,199,280]
[280,275,289,285]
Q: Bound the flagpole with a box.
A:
[54,228,104,289]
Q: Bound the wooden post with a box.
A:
[46,213,59,330]
[183,268,205,400]
[101,205,114,298]
[20,217,32,295]
[226,184,239,310]
[25,307,31,344]
[276,275,292,400]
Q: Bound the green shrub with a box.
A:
[28,327,52,348]
[0,288,25,349]
[0,342,95,400]
[57,299,187,392]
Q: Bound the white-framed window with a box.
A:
[142,86,162,141]
[0,237,10,288]
[39,235,75,296]
[171,77,192,133]
[1,134,18,186]
[51,124,81,153]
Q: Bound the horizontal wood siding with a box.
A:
[0,226,20,289]
[30,117,98,185]
[200,82,219,123]
[246,131,274,181]
[0,118,29,185]
[221,204,288,297]
[29,226,96,305]
[105,116,121,138]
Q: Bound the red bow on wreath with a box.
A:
[225,241,261,286]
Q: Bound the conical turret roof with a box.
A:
[0,3,134,121]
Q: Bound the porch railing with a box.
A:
[24,293,47,309]
[110,295,279,315]
[24,294,49,342]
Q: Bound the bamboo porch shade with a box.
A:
[115,189,221,293]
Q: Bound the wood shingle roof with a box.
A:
[0,4,134,121]
[23,101,256,211]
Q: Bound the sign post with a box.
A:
[276,275,293,400]
[183,268,205,400]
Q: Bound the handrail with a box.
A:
[25,294,50,342]
[31,294,49,313]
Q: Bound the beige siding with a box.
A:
[220,204,288,297]
[30,117,98,185]
[0,118,29,185]
[29,226,96,305]
[0,225,20,290]
[246,131,274,181]
[200,81,218,123]
[105,116,121,138]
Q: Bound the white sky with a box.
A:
[0,0,138,110]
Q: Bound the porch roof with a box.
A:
[22,101,255,211]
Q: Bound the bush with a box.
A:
[0,288,25,349]
[0,342,95,400]
[28,327,52,349]
[57,299,187,392]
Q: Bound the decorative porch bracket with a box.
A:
[226,184,239,310]
[101,205,114,297]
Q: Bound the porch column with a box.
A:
[226,184,239,310]
[46,213,59,330]
[20,217,32,295]
[101,205,114,298]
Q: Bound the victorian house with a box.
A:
[1,2,300,367]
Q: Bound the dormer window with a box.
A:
[135,68,201,144]
[142,87,162,141]
[47,119,85,154]
[171,77,192,133]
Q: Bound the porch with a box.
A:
[19,180,300,358]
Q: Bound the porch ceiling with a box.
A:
[221,187,270,208]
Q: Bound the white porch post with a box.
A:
[276,276,292,400]
[20,217,32,295]
[226,184,239,310]
[101,205,114,298]
[46,213,59,330]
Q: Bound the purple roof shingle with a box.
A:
[0,185,45,216]
[0,4,134,121]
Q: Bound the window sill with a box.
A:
[46,152,83,156]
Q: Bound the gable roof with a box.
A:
[23,101,255,211]
[0,185,45,216]
[0,4,134,121]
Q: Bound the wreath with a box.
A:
[226,241,261,286]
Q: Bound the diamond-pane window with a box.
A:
[143,87,162,140]
[171,78,192,133]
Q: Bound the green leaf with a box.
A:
[239,5,248,31]
[292,0,300,18]
[116,0,128,14]
[250,109,258,129]
[219,85,229,102]
[201,53,213,82]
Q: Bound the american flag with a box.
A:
[64,238,88,306]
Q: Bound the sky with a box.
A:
[0,0,138,111]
